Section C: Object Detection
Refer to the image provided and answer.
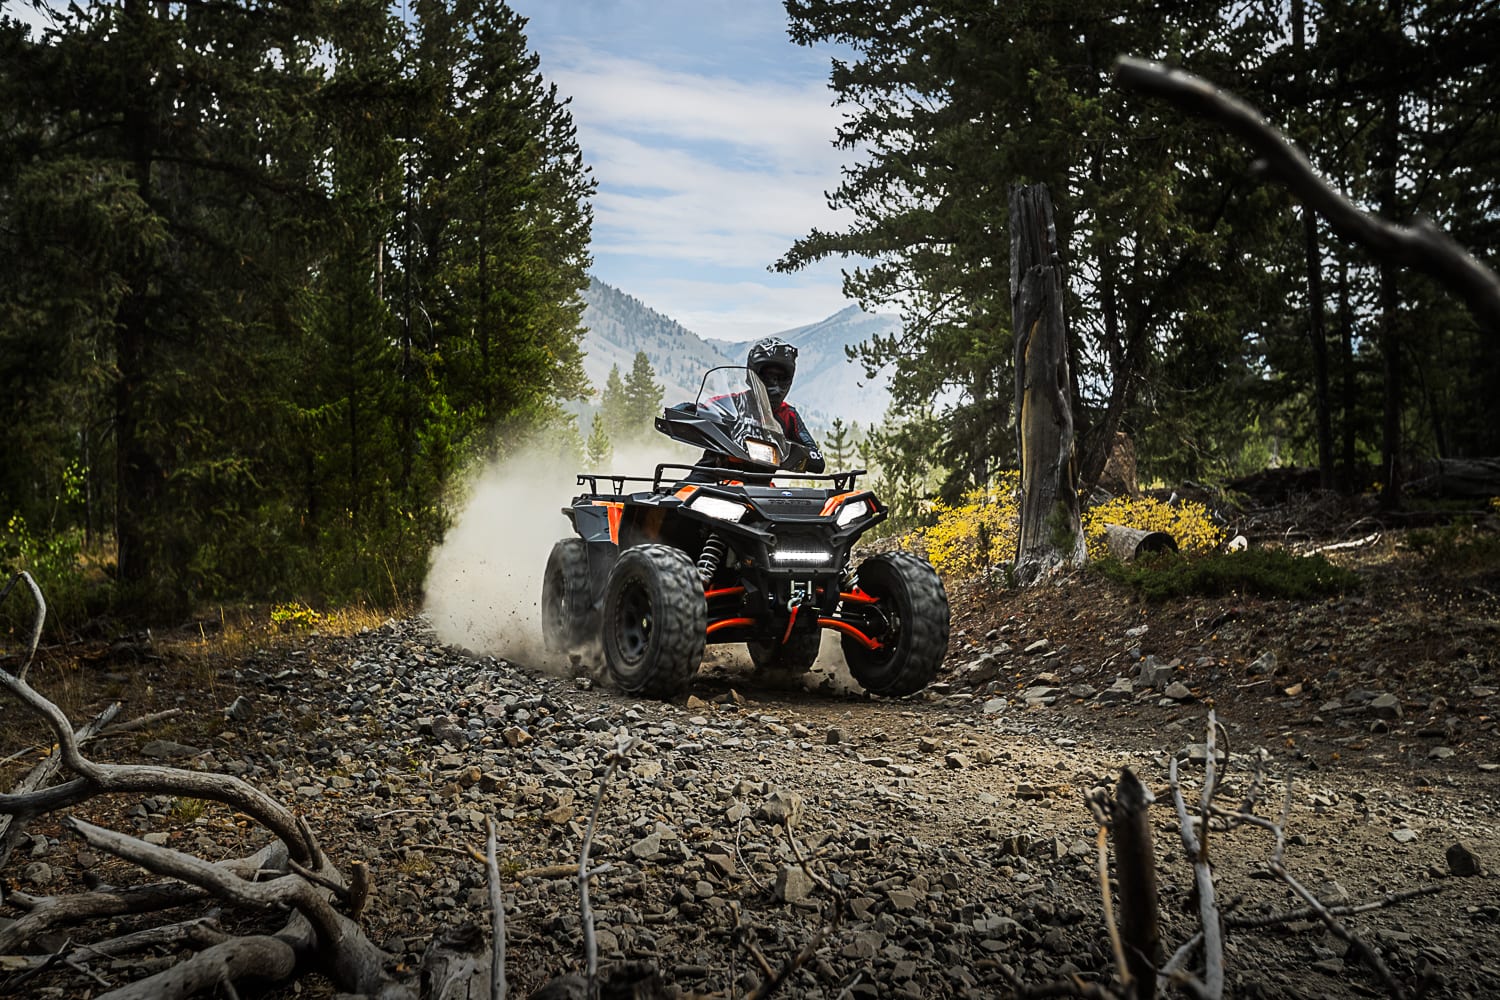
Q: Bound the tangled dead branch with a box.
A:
[1074,710,1446,1000]
[0,572,657,999]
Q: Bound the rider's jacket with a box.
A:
[772,402,825,473]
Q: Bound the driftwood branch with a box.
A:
[1112,56,1500,335]
[0,654,315,864]
[0,701,120,869]
[0,570,46,682]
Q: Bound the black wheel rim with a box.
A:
[617,580,652,664]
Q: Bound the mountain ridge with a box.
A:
[578,277,896,431]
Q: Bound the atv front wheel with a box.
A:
[842,552,949,697]
[747,630,821,674]
[542,538,597,654]
[603,544,706,698]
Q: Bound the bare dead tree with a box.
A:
[1010,182,1088,585]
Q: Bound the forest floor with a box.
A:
[3,494,1499,999]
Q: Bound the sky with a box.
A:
[5,0,861,342]
[503,0,860,341]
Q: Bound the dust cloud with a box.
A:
[421,438,697,673]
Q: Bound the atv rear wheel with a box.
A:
[603,544,706,698]
[842,552,949,697]
[747,630,821,675]
[542,538,597,654]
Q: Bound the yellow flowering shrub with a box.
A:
[270,601,322,631]
[921,473,1225,580]
[1081,495,1225,556]
[922,473,1021,578]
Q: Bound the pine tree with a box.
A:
[585,417,613,468]
[825,417,853,472]
[779,0,1287,498]
[622,351,664,439]
[599,365,631,437]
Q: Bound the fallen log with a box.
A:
[1103,524,1178,561]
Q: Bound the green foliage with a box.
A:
[270,602,323,631]
[1403,523,1500,579]
[585,417,614,467]
[1,514,101,636]
[0,0,594,627]
[1096,548,1360,601]
[780,0,1500,499]
[824,417,853,471]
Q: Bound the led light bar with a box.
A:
[771,549,832,565]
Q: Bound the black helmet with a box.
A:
[746,336,798,382]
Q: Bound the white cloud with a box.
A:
[549,55,855,290]
[550,54,843,169]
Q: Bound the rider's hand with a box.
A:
[782,442,810,472]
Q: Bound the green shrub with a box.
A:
[1404,521,1500,577]
[1095,547,1360,601]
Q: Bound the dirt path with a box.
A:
[4,538,1498,999]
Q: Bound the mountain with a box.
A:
[756,306,897,431]
[578,278,733,406]
[578,278,897,432]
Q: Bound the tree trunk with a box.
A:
[1009,183,1087,585]
[114,0,160,593]
[1294,0,1334,491]
[1377,2,1405,509]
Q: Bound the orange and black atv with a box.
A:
[542,365,949,699]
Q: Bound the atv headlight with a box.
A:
[689,495,748,522]
[744,439,779,466]
[835,499,871,527]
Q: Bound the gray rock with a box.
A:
[140,740,202,760]
[22,862,54,887]
[1137,656,1173,689]
[1369,693,1402,720]
[1247,651,1277,676]
[1446,842,1484,876]
[775,865,816,902]
[1391,827,1418,844]
[629,831,663,858]
[1164,681,1194,701]
[757,789,805,829]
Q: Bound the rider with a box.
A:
[746,337,825,474]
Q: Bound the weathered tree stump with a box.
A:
[1009,182,1086,585]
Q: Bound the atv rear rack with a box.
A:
[575,466,868,496]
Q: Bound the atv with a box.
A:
[542,365,949,699]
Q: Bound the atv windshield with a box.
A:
[695,366,788,465]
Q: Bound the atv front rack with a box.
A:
[574,466,868,496]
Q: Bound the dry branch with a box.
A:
[0,701,120,869]
[1112,56,1500,334]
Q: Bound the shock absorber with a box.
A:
[697,533,727,585]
